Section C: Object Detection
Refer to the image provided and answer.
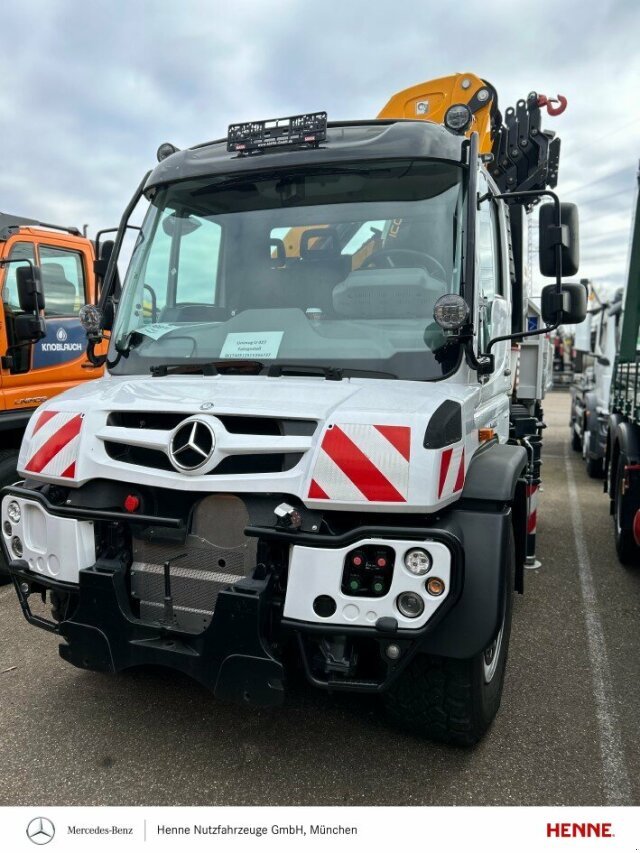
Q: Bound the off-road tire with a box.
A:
[384,530,515,746]
[614,454,640,566]
[0,449,19,584]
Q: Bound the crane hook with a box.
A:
[537,94,568,116]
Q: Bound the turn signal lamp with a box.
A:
[478,428,495,442]
[426,577,445,597]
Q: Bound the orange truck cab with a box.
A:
[0,214,103,574]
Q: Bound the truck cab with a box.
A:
[571,285,622,477]
[0,76,584,744]
[0,218,102,574]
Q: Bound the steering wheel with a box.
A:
[363,248,447,283]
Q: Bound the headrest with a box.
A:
[332,268,445,319]
[41,263,74,289]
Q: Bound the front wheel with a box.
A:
[383,530,514,746]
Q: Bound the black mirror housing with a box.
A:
[16,264,45,313]
[539,202,579,278]
[14,313,46,343]
[541,282,587,326]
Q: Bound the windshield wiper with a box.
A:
[150,360,264,377]
[149,361,397,380]
[266,364,397,381]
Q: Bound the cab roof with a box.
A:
[145,120,467,193]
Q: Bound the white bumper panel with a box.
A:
[1,496,95,584]
[283,538,451,630]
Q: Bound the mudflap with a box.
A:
[58,568,285,708]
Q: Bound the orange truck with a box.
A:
[0,214,103,576]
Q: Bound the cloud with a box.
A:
[0,0,638,292]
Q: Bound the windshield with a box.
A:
[110,159,465,380]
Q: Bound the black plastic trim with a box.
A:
[1,483,183,529]
[0,409,36,433]
[423,400,462,448]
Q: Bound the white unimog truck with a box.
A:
[1,74,585,744]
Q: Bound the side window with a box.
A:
[1,242,35,311]
[477,189,502,348]
[39,245,86,316]
[175,215,221,304]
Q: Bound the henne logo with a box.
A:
[26,817,55,845]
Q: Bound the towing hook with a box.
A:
[537,93,567,116]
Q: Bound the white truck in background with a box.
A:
[571,283,622,477]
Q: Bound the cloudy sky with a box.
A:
[1,0,638,295]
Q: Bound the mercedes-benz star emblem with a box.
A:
[26,818,55,845]
[169,417,216,472]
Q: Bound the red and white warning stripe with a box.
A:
[527,483,539,535]
[24,410,83,479]
[309,423,410,503]
[438,445,465,499]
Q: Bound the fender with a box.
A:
[611,419,640,466]
[461,441,527,502]
[583,391,599,433]
[605,412,624,489]
[419,506,513,659]
[417,443,528,658]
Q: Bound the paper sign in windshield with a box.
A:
[220,331,284,359]
[135,323,182,341]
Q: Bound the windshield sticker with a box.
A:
[220,331,284,360]
[134,323,183,340]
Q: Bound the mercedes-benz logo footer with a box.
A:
[26,817,55,845]
[169,417,216,472]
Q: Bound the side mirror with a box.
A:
[541,282,587,326]
[539,202,579,278]
[14,313,47,343]
[16,264,45,313]
[93,239,115,280]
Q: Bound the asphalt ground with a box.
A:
[0,389,638,807]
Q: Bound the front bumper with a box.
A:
[9,560,286,706]
[1,484,465,703]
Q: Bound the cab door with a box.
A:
[0,235,99,412]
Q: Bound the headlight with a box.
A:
[7,501,21,524]
[444,103,472,132]
[404,547,432,576]
[11,536,23,558]
[396,591,425,619]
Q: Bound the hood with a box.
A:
[18,373,481,514]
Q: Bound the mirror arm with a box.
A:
[492,188,563,296]
[97,170,151,321]
[487,322,559,353]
